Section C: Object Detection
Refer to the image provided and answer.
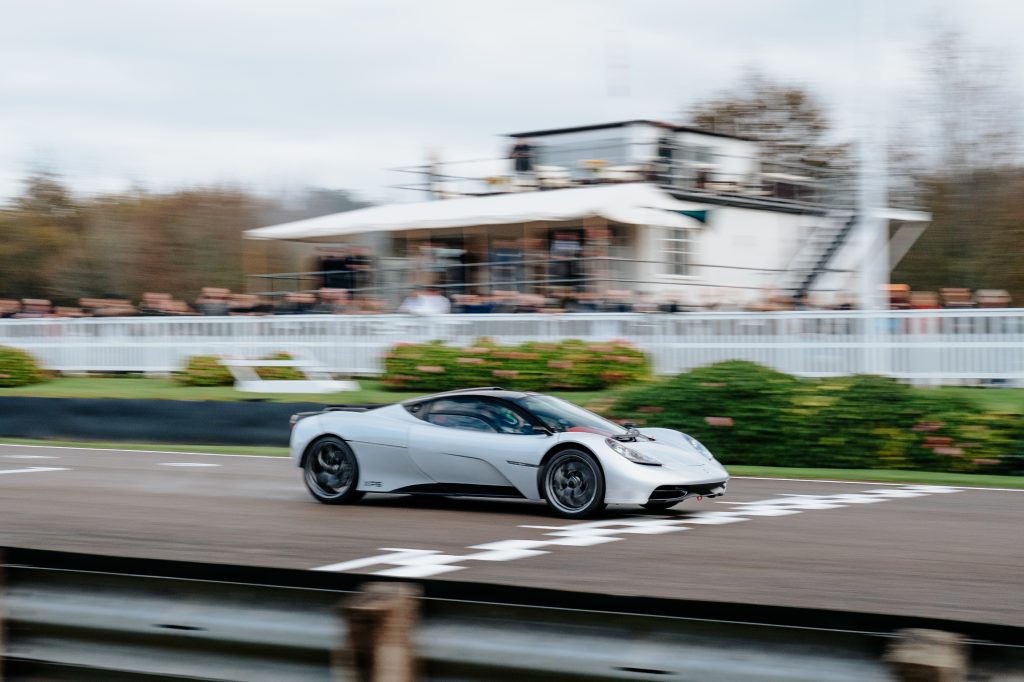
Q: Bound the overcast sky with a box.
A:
[2,0,1022,204]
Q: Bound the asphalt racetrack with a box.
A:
[1,443,1021,627]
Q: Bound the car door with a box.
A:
[407,397,549,492]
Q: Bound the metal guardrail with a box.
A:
[1,309,1023,384]
[2,548,1022,681]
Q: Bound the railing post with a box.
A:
[336,582,421,682]
[884,629,968,682]
[0,549,6,682]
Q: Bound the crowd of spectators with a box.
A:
[0,285,1012,319]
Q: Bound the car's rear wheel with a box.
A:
[303,436,365,505]
[542,449,606,518]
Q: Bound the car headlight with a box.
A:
[683,434,715,461]
[605,438,661,466]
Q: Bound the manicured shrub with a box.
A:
[608,361,801,466]
[176,352,305,386]
[177,355,233,386]
[382,338,650,392]
[604,361,1024,474]
[253,352,306,381]
[0,346,45,387]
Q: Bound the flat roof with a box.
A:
[506,119,753,142]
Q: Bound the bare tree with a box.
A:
[686,70,850,170]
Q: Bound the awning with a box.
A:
[244,183,707,242]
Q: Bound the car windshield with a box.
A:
[516,395,627,436]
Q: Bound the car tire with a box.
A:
[642,500,680,511]
[541,449,606,518]
[303,436,365,505]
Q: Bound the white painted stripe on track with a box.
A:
[0,443,285,459]
[159,463,222,468]
[0,467,69,476]
[313,485,966,578]
[2,454,59,459]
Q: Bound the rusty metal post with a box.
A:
[335,582,420,682]
[884,629,968,682]
[0,549,6,682]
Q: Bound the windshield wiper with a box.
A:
[615,424,642,442]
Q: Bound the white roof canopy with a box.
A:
[244,183,706,242]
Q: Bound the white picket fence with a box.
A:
[1,310,1022,384]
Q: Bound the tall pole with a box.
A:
[858,0,890,374]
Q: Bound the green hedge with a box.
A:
[383,338,650,392]
[176,353,305,387]
[604,361,1023,475]
[0,346,46,387]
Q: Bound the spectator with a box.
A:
[509,138,535,178]
[311,288,351,314]
[320,248,353,290]
[398,287,451,315]
[349,246,374,292]
[550,231,582,289]
[275,292,316,315]
[196,288,231,316]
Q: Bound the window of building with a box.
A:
[538,137,631,174]
[680,145,714,164]
[662,227,695,276]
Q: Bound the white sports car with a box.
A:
[289,387,729,518]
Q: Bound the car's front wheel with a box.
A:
[303,436,365,505]
[541,449,606,518]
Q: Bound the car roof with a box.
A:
[400,387,540,404]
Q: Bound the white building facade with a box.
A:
[246,120,926,309]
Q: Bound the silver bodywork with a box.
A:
[290,395,729,506]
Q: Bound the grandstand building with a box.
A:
[245,120,929,309]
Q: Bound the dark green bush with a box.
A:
[604,361,1023,474]
[177,355,233,386]
[176,352,305,386]
[0,346,45,387]
[253,352,306,381]
[608,361,800,466]
[382,338,650,392]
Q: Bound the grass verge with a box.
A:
[727,465,1024,489]
[1,437,1020,488]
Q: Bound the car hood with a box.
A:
[625,439,709,470]
[630,428,723,472]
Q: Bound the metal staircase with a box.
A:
[779,211,858,301]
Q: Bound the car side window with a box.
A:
[425,413,495,432]
[415,396,538,435]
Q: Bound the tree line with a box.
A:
[0,179,367,304]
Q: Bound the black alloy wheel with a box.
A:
[541,449,606,518]
[303,436,365,505]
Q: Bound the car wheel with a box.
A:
[303,436,365,505]
[642,500,680,512]
[541,449,606,518]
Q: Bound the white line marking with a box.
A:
[0,467,69,476]
[158,462,222,468]
[313,485,962,578]
[2,454,58,459]
[313,549,442,573]
[0,444,281,459]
